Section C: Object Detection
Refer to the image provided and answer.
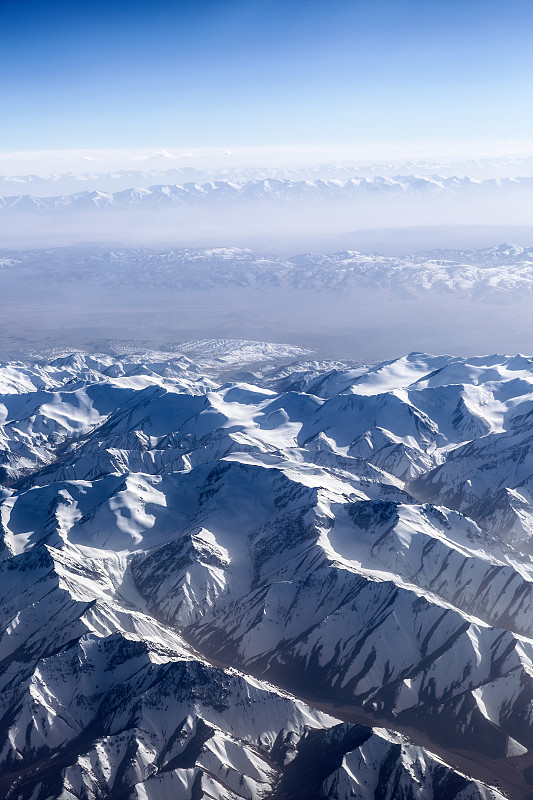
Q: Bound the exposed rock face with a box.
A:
[4,346,533,798]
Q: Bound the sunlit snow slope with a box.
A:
[3,344,533,798]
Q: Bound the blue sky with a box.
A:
[2,0,533,154]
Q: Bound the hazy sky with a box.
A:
[2,0,533,160]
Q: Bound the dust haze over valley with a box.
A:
[2,159,533,362]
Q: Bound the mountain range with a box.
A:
[1,176,533,214]
[3,342,533,797]
[2,243,533,297]
[2,157,533,195]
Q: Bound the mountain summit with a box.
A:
[2,345,533,798]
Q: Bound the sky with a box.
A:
[2,0,533,168]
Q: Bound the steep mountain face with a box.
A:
[3,344,533,798]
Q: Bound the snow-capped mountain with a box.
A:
[3,157,533,196]
[2,175,533,213]
[3,243,533,297]
[4,344,533,797]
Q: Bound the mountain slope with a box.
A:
[3,346,533,797]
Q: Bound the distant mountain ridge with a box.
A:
[2,175,533,212]
[2,155,533,195]
[2,242,533,296]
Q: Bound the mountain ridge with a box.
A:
[2,242,533,297]
[3,345,533,797]
[2,175,533,213]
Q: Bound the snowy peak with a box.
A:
[3,347,533,798]
[3,175,533,212]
